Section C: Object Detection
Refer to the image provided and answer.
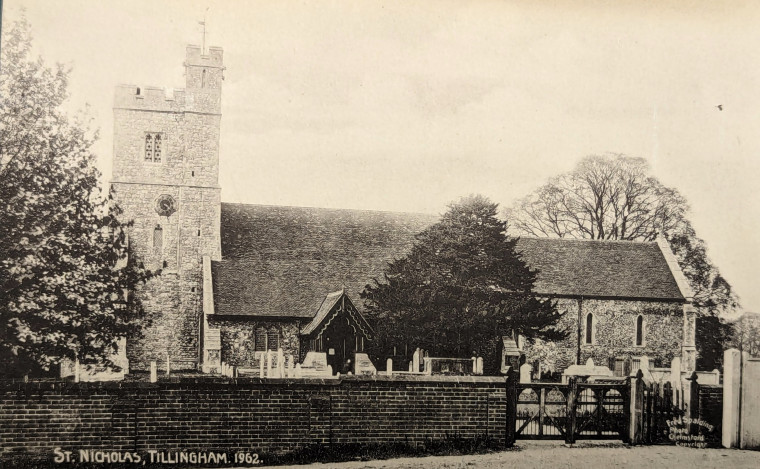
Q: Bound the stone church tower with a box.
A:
[111,45,223,370]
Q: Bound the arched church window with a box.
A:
[635,315,644,346]
[144,134,153,161]
[153,225,163,254]
[267,329,280,351]
[254,327,267,352]
[153,134,162,162]
[585,313,594,344]
[144,132,163,162]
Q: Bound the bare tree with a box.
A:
[730,313,760,358]
[507,155,687,241]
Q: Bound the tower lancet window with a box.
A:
[153,225,163,253]
[201,69,207,88]
[144,132,163,163]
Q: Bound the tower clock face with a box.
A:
[155,194,177,217]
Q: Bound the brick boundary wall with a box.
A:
[0,376,506,457]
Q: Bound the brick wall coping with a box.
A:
[0,375,506,392]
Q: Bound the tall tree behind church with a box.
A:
[0,16,152,377]
[506,154,737,369]
[362,195,565,374]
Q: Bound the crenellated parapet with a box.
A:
[114,85,187,112]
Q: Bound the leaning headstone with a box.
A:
[520,363,532,383]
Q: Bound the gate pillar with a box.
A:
[629,370,644,444]
[565,377,578,444]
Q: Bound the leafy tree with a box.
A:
[361,195,565,374]
[507,154,738,369]
[0,16,152,377]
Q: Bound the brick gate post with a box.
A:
[505,367,517,447]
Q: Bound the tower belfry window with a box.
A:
[144,132,163,163]
[153,134,162,161]
[144,134,153,161]
[201,69,207,88]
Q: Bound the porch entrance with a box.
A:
[508,378,630,443]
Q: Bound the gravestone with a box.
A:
[562,358,613,383]
[520,363,532,383]
[353,353,377,376]
[300,352,333,377]
[277,348,284,378]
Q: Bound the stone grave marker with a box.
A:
[353,353,377,376]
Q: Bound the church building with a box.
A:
[111,45,696,375]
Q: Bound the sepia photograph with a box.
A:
[1,1,759,467]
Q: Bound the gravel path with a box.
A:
[272,442,760,469]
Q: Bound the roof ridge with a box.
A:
[220,201,439,218]
[516,236,657,245]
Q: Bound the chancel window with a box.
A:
[144,132,163,162]
[585,313,594,344]
[635,315,644,346]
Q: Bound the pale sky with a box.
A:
[4,0,759,313]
